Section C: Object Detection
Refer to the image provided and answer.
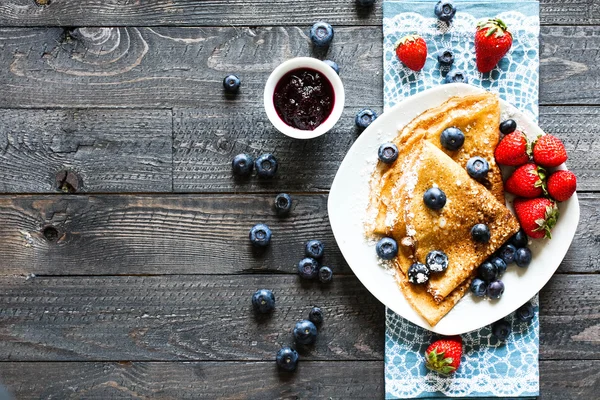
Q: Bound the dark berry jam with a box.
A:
[273,68,335,131]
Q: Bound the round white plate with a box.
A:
[328,83,579,335]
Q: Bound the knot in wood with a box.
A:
[42,226,59,242]
[55,169,80,193]
[35,0,51,6]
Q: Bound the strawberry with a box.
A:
[547,170,577,202]
[475,18,513,73]
[532,134,568,168]
[395,34,428,71]
[494,130,530,166]
[425,336,462,375]
[513,197,559,239]
[505,163,546,198]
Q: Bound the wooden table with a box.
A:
[0,1,597,398]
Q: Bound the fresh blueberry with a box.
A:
[297,258,319,279]
[276,346,299,371]
[251,289,275,313]
[444,70,469,84]
[516,301,535,322]
[491,319,511,340]
[305,240,325,259]
[515,247,532,268]
[437,50,454,67]
[293,320,318,345]
[407,262,430,285]
[423,187,447,210]
[477,261,497,282]
[510,229,528,248]
[500,119,517,135]
[274,193,292,216]
[254,153,278,178]
[378,143,399,164]
[310,21,334,47]
[487,280,505,299]
[491,257,507,277]
[249,223,272,247]
[466,156,490,180]
[223,74,241,93]
[323,60,340,74]
[357,0,375,6]
[308,306,324,325]
[434,0,456,22]
[498,243,516,264]
[426,250,448,273]
[471,223,491,243]
[231,153,254,177]
[440,127,465,151]
[355,108,377,130]
[470,278,487,297]
[318,266,333,283]
[376,237,398,260]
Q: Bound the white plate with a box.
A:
[328,83,580,335]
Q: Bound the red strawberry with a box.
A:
[547,170,577,202]
[494,130,530,166]
[513,197,559,239]
[425,336,462,375]
[532,134,568,168]
[475,18,513,73]
[505,163,546,198]
[395,35,428,71]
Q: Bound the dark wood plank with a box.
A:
[0,109,172,193]
[0,193,594,276]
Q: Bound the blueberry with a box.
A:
[477,261,497,282]
[407,262,430,285]
[276,346,299,371]
[426,250,448,273]
[323,60,340,74]
[444,70,469,84]
[223,74,241,93]
[423,187,447,210]
[297,258,319,279]
[470,278,487,297]
[516,301,535,322]
[357,0,375,6]
[254,154,278,178]
[378,143,399,164]
[231,153,254,177]
[491,257,507,277]
[305,240,325,259]
[249,223,272,247]
[487,280,505,299]
[376,237,398,260]
[515,247,532,268]
[510,230,528,248]
[440,127,465,151]
[471,223,491,243]
[251,289,275,314]
[308,306,324,325]
[293,320,318,345]
[437,50,454,67]
[318,266,333,283]
[434,0,456,22]
[499,243,517,264]
[310,21,334,47]
[355,108,378,130]
[500,119,517,135]
[466,156,490,180]
[274,193,292,216]
[491,319,511,340]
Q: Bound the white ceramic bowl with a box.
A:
[263,57,345,139]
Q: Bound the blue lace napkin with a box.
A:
[382,1,540,398]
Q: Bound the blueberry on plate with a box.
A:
[252,289,275,314]
[510,229,528,248]
[249,223,272,247]
[477,261,497,282]
[437,50,454,67]
[440,127,465,151]
[515,301,535,322]
[323,60,340,74]
[223,74,241,93]
[305,240,325,259]
[491,319,511,341]
[298,258,319,279]
[491,257,507,277]
[499,243,517,264]
[487,280,505,299]
[308,306,324,325]
[471,223,491,243]
[318,266,333,283]
[426,250,448,273]
[444,70,469,84]
[293,320,318,345]
[500,119,517,135]
[378,143,399,164]
[466,156,490,180]
[515,247,532,268]
[376,237,398,260]
[423,187,447,210]
[255,153,278,178]
[310,21,334,47]
[407,262,430,285]
[276,346,299,371]
[434,0,456,22]
[231,153,254,177]
[470,278,487,297]
[355,108,378,130]
[274,193,292,216]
